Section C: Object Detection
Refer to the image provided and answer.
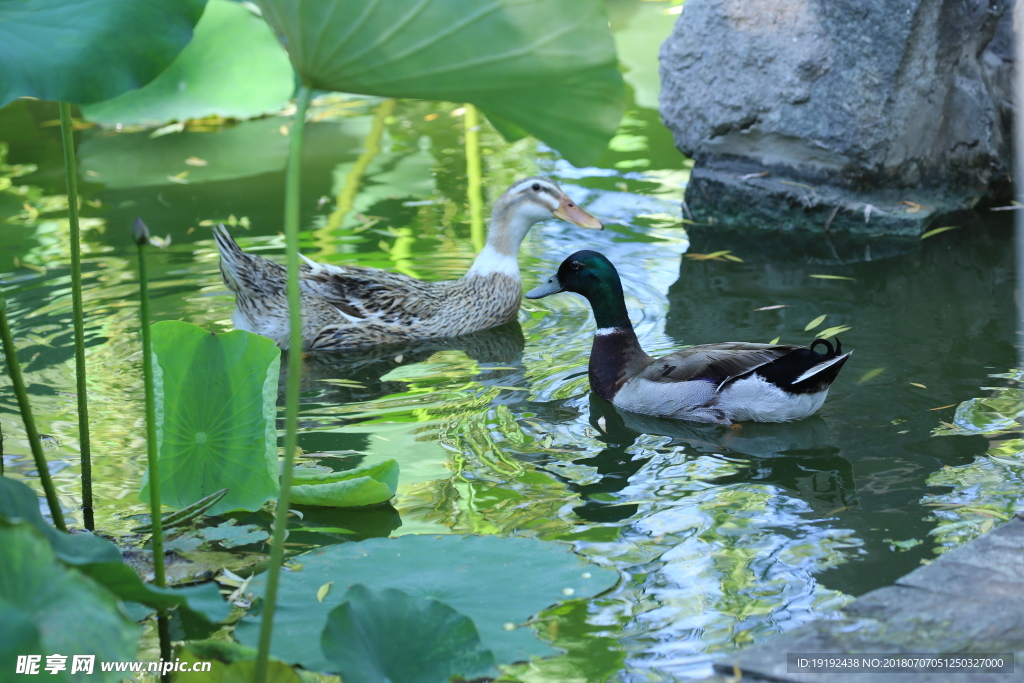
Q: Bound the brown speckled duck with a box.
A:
[214,176,602,351]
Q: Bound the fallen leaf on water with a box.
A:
[723,254,744,262]
[769,337,780,344]
[815,325,850,339]
[920,225,958,240]
[753,305,787,311]
[858,368,884,384]
[910,382,927,389]
[780,180,815,190]
[804,314,827,331]
[900,200,932,213]
[929,404,957,411]
[317,581,333,603]
[185,156,208,167]
[809,274,856,281]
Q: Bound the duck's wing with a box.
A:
[300,261,446,323]
[637,342,802,387]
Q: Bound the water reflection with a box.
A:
[0,66,1021,682]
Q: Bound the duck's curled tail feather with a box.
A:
[214,224,284,297]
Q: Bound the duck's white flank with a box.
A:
[793,352,852,384]
[466,244,520,278]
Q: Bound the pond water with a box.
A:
[2,8,1024,681]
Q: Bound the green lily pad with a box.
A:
[255,0,625,166]
[291,460,399,508]
[140,321,281,515]
[321,585,495,683]
[0,477,230,624]
[0,519,139,683]
[0,0,206,108]
[235,534,618,672]
[81,0,293,127]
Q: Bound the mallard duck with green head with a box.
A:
[527,250,851,424]
[215,177,602,351]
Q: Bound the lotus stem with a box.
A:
[465,103,485,252]
[255,82,313,683]
[58,102,94,531]
[0,294,67,530]
[133,219,171,670]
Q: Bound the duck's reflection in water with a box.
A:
[574,394,855,522]
[283,320,526,405]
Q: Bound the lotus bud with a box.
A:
[133,217,150,246]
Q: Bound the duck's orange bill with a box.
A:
[554,195,603,229]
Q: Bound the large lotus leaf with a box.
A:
[321,585,494,683]
[0,520,139,683]
[81,0,293,127]
[235,534,619,672]
[0,0,206,108]
[255,0,625,166]
[140,321,281,515]
[0,478,229,623]
[290,459,399,507]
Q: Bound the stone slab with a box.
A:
[710,518,1024,682]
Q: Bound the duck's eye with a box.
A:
[567,202,574,207]
[570,261,583,271]
[532,183,541,192]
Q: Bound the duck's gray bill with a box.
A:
[526,276,563,299]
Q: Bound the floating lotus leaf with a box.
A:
[321,585,495,683]
[290,459,399,508]
[235,534,618,672]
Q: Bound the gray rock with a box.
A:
[659,0,1014,236]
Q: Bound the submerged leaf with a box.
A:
[255,0,625,166]
[321,585,495,683]
[858,368,884,384]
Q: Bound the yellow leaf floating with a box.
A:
[769,337,780,345]
[317,581,333,603]
[815,325,850,340]
[804,314,826,331]
[809,274,856,281]
[929,403,957,411]
[920,225,959,240]
[910,382,927,389]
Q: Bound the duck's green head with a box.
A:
[526,250,622,301]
